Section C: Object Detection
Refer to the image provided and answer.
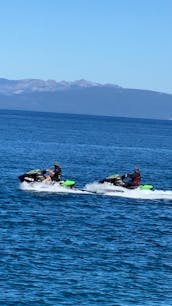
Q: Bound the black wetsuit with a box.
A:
[51,165,62,182]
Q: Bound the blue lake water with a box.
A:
[0,109,172,305]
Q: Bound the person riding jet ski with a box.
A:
[122,168,141,188]
[44,162,62,182]
[18,162,75,188]
[99,168,141,189]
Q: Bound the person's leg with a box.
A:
[43,176,52,182]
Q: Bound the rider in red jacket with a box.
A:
[123,168,141,188]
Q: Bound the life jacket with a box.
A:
[133,175,141,185]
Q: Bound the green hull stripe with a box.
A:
[140,184,153,190]
[62,180,75,187]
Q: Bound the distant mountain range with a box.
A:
[0,78,171,119]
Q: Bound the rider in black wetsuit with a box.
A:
[45,162,62,182]
[51,162,62,182]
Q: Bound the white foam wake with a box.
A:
[19,182,172,200]
[19,181,87,194]
[84,182,172,200]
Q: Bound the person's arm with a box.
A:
[126,173,134,179]
[46,169,55,175]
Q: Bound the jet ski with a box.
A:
[99,174,153,191]
[18,169,75,188]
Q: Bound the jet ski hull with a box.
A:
[99,174,153,191]
[18,169,75,188]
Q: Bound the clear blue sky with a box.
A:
[0,0,172,93]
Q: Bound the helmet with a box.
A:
[54,162,59,166]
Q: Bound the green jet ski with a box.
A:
[99,174,153,191]
[18,169,75,188]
